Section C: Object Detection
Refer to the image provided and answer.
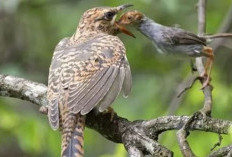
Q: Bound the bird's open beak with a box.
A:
[114,22,136,38]
[113,4,135,38]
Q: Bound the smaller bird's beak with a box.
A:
[112,4,135,38]
[114,22,136,38]
[117,18,123,25]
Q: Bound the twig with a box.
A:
[198,0,206,34]
[212,3,232,51]
[177,128,196,157]
[177,75,200,98]
[168,74,192,115]
[177,0,211,156]
[176,112,201,157]
[197,0,213,116]
[210,134,223,151]
[168,74,200,115]
[205,33,232,39]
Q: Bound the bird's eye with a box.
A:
[105,11,115,20]
[127,16,132,20]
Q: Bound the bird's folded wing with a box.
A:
[67,54,131,115]
[97,66,125,112]
[47,38,70,130]
[48,36,132,125]
[163,28,206,46]
[69,65,119,114]
[68,59,132,115]
[122,64,132,98]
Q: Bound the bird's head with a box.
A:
[77,4,135,37]
[118,10,144,26]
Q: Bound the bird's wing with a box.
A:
[163,28,206,46]
[68,35,132,115]
[47,37,70,130]
[47,35,131,128]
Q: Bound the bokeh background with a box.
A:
[1,0,232,156]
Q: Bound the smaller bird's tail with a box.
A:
[204,33,232,43]
[61,114,86,157]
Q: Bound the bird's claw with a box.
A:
[201,79,210,89]
[199,72,211,89]
[39,106,48,115]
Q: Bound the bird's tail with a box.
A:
[204,33,232,43]
[61,114,86,157]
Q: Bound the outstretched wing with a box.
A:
[163,27,206,46]
[47,35,132,130]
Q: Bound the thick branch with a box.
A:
[209,145,232,157]
[0,74,48,106]
[0,74,231,156]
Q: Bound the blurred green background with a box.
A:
[1,0,232,156]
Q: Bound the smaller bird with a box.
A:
[118,10,214,87]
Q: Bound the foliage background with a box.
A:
[0,0,232,156]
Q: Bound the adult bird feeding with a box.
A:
[118,10,214,88]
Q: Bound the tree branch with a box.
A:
[176,0,212,156]
[209,145,232,157]
[197,0,213,116]
[211,3,232,51]
[0,74,232,156]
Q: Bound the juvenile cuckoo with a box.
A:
[47,4,133,157]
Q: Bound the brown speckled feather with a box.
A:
[47,6,132,157]
[47,34,131,157]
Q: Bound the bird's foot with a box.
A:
[199,72,212,89]
[39,106,48,115]
[201,78,210,89]
[102,107,116,121]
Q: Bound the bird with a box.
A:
[118,10,214,87]
[47,4,133,157]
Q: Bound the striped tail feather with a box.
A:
[61,114,86,157]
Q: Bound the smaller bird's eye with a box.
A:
[128,16,132,20]
[105,11,115,20]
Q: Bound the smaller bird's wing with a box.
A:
[163,27,207,46]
